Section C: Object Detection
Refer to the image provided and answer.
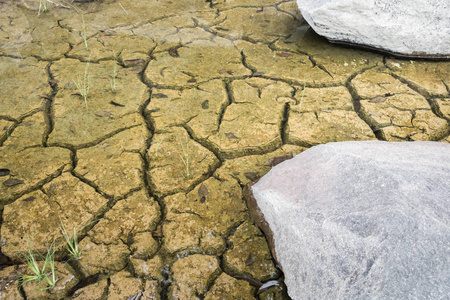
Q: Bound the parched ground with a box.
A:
[0,0,449,299]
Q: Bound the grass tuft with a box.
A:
[59,218,82,260]
[150,128,168,158]
[179,135,192,178]
[118,1,128,14]
[111,57,118,92]
[20,228,56,291]
[299,80,306,111]
[81,14,88,50]
[38,0,47,16]
[73,61,91,109]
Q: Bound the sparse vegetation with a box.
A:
[73,61,91,109]
[111,58,118,92]
[179,134,192,178]
[20,229,56,291]
[6,123,14,137]
[81,14,88,50]
[59,218,82,260]
[118,1,128,14]
[299,80,306,110]
[38,0,47,16]
[150,129,168,158]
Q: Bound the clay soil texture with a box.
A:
[0,0,449,299]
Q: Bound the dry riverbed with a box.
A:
[0,0,449,299]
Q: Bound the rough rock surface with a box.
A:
[296,0,450,58]
[250,141,450,299]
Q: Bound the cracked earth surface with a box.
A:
[0,0,449,299]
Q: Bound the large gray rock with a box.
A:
[296,0,450,59]
[248,141,450,299]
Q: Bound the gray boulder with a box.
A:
[296,0,450,59]
[248,141,450,299]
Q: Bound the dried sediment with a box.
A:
[0,0,449,298]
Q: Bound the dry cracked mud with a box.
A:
[0,0,449,299]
